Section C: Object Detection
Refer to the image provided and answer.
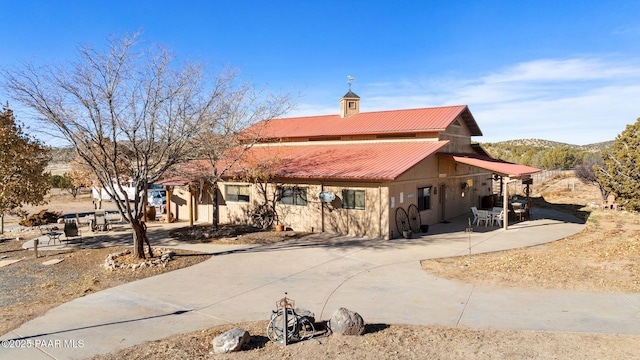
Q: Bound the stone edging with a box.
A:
[104,249,176,271]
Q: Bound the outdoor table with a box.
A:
[47,231,62,245]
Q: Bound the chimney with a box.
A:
[339,90,360,118]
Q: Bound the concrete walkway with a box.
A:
[2,208,640,359]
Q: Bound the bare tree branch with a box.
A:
[1,33,293,257]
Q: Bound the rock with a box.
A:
[329,307,365,336]
[295,307,315,323]
[212,328,250,354]
[42,259,64,266]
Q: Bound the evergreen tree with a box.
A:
[541,146,577,170]
[0,105,50,232]
[596,118,640,211]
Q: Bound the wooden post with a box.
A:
[503,180,509,230]
[188,186,194,227]
[166,186,172,223]
[34,238,39,258]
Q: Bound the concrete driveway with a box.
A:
[3,208,640,359]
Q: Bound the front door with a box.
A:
[439,184,446,222]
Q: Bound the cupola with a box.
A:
[339,89,360,118]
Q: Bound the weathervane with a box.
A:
[347,75,355,90]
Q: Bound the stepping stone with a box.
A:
[42,259,65,266]
[0,258,25,268]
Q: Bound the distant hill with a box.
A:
[482,139,613,152]
[478,139,613,169]
[49,146,76,164]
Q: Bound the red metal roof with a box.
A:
[247,105,482,140]
[155,177,191,186]
[440,153,540,178]
[225,141,450,181]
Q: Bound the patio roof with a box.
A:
[440,153,540,178]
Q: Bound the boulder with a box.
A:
[212,328,250,354]
[295,307,315,323]
[328,307,365,336]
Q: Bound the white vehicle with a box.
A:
[147,189,166,207]
[92,182,165,207]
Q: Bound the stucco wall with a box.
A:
[214,180,389,239]
[389,154,493,238]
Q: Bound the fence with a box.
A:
[493,168,566,196]
[531,168,564,184]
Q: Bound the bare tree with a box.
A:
[2,33,292,258]
[575,155,608,201]
[166,80,293,230]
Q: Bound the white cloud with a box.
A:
[261,57,640,145]
[360,57,640,145]
[482,58,640,83]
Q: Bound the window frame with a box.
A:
[278,186,308,206]
[418,186,432,211]
[225,184,250,203]
[342,189,365,210]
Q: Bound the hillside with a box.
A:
[49,146,76,164]
[478,138,612,169]
[481,139,613,152]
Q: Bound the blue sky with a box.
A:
[2,0,640,145]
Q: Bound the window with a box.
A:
[348,101,356,109]
[418,186,431,211]
[279,186,307,206]
[226,185,250,203]
[342,189,365,210]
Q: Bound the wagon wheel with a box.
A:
[407,204,421,233]
[251,205,275,229]
[395,207,410,233]
[266,308,298,343]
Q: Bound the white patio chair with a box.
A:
[476,209,491,227]
[471,206,479,225]
[492,209,504,227]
